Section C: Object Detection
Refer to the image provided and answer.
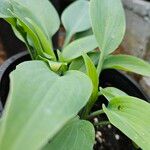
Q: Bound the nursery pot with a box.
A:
[0,51,149,150]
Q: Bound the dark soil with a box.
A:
[94,124,132,150]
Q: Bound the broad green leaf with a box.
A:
[10,1,56,59]
[69,52,100,72]
[0,61,93,150]
[62,35,98,61]
[100,87,127,101]
[43,119,95,150]
[83,54,98,97]
[90,0,125,55]
[0,0,12,18]
[62,0,91,46]
[103,55,150,77]
[12,0,60,39]
[103,96,150,150]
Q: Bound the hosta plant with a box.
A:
[0,0,150,150]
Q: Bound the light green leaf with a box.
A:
[25,18,55,58]
[62,0,91,46]
[0,61,93,150]
[6,12,42,59]
[43,119,95,150]
[5,18,26,43]
[90,0,125,55]
[83,54,98,97]
[103,96,150,150]
[10,1,56,59]
[69,52,100,72]
[0,0,12,18]
[62,35,98,61]
[12,0,60,39]
[103,55,150,77]
[100,87,127,101]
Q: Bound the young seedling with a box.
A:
[0,0,150,150]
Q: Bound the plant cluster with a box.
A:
[0,0,150,150]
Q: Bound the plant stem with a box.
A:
[88,109,104,119]
[97,51,104,76]
[94,121,110,127]
[81,94,98,119]
[82,53,105,119]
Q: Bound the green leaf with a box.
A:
[100,87,127,101]
[10,1,56,59]
[62,0,91,46]
[0,61,93,150]
[103,96,150,150]
[75,29,93,40]
[69,52,100,72]
[12,0,60,39]
[62,35,98,62]
[43,118,95,150]
[6,12,42,59]
[6,18,26,43]
[0,0,12,18]
[25,18,55,58]
[83,54,98,97]
[90,0,125,55]
[103,55,150,77]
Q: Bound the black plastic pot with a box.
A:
[0,51,149,149]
